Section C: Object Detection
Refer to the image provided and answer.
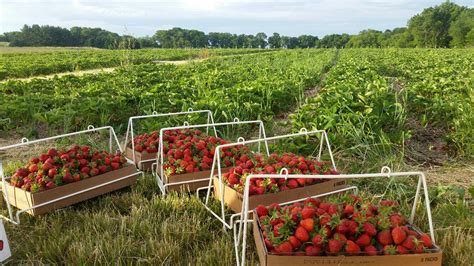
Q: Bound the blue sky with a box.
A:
[1,0,473,37]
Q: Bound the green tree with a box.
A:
[268,33,282,48]
[449,9,474,47]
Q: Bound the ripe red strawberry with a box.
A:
[328,239,343,253]
[275,241,293,253]
[377,229,393,246]
[46,181,56,189]
[73,174,81,182]
[287,179,299,189]
[264,238,274,250]
[90,168,100,176]
[300,218,314,232]
[364,245,378,256]
[301,206,316,219]
[356,233,371,247]
[305,245,321,256]
[295,226,310,242]
[47,148,58,157]
[80,167,90,175]
[419,233,433,248]
[363,222,377,236]
[42,162,54,171]
[391,226,407,244]
[396,245,409,254]
[255,205,268,217]
[111,162,120,170]
[312,234,324,247]
[390,213,405,227]
[343,204,355,216]
[28,164,39,173]
[48,168,58,178]
[62,173,73,184]
[288,236,302,249]
[402,235,416,250]
[345,240,361,254]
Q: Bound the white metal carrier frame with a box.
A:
[198,128,337,231]
[0,125,143,225]
[123,108,217,167]
[152,118,269,194]
[233,167,436,266]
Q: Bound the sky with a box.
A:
[1,0,473,37]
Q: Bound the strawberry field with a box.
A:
[0,48,472,265]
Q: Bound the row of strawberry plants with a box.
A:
[0,48,266,80]
[291,48,473,163]
[0,49,336,136]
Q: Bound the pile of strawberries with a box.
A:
[255,194,435,256]
[157,129,250,176]
[10,145,127,193]
[130,131,161,153]
[222,153,338,195]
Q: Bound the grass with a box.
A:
[2,161,472,265]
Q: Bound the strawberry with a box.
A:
[402,235,416,250]
[396,245,409,254]
[300,218,314,232]
[301,206,316,219]
[345,240,361,254]
[90,168,100,176]
[305,245,321,256]
[391,226,407,244]
[28,164,39,173]
[80,167,90,175]
[255,205,268,217]
[288,236,302,249]
[295,226,310,242]
[377,229,393,246]
[363,222,377,236]
[111,162,120,170]
[312,234,324,247]
[275,241,293,254]
[419,233,433,248]
[364,245,378,256]
[356,233,371,247]
[328,239,343,253]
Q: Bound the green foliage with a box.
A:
[291,48,474,161]
[0,48,265,80]
[0,49,336,135]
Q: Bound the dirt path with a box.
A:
[1,67,117,83]
[272,51,340,135]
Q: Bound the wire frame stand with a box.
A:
[234,167,435,266]
[152,118,269,195]
[198,128,337,231]
[123,109,216,168]
[0,125,143,224]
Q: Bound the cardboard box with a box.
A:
[161,164,232,192]
[126,147,156,171]
[2,164,139,216]
[253,217,442,266]
[213,177,347,213]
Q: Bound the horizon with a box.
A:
[1,0,473,37]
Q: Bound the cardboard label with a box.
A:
[0,220,11,262]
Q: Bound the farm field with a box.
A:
[0,48,473,265]
[0,48,267,80]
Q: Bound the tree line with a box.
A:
[1,2,472,49]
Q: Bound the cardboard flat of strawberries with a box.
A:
[252,196,442,266]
